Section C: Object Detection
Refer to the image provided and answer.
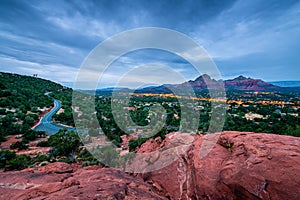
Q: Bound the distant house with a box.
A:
[123,107,135,111]
[196,105,204,110]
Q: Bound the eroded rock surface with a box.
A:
[138,131,300,200]
[0,162,166,200]
[1,132,299,200]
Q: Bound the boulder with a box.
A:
[138,131,300,199]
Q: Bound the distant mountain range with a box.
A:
[178,75,279,91]
[97,75,300,93]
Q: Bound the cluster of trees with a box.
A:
[225,103,300,136]
[36,129,98,166]
[94,97,125,146]
[224,112,300,136]
[0,129,98,171]
[51,88,75,126]
[0,150,32,170]
[0,72,63,109]
[53,106,74,126]
[92,93,299,151]
[37,129,81,162]
[0,150,49,171]
[0,108,45,144]
[0,72,67,144]
[9,129,47,151]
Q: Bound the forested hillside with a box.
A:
[0,72,71,142]
[0,72,64,109]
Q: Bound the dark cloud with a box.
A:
[0,0,299,85]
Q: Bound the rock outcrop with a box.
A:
[0,162,167,200]
[137,131,300,199]
[0,131,299,200]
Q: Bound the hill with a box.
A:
[0,72,64,109]
[0,72,72,142]
[138,74,282,93]
[94,75,300,94]
[224,75,279,91]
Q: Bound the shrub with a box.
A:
[0,150,16,168]
[31,154,50,163]
[6,154,31,170]
[10,141,28,151]
[81,160,99,167]
[47,129,81,159]
[22,130,38,141]
[37,140,50,147]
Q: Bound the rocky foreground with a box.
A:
[0,162,166,200]
[0,131,300,200]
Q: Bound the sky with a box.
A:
[0,0,299,88]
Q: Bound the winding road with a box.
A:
[33,99,74,135]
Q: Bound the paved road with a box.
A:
[33,99,74,135]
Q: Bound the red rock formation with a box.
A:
[1,132,299,200]
[0,162,167,200]
[224,76,279,91]
[143,75,280,92]
[137,137,162,153]
[137,131,300,200]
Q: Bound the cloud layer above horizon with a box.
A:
[0,0,299,88]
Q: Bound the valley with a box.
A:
[0,72,299,199]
